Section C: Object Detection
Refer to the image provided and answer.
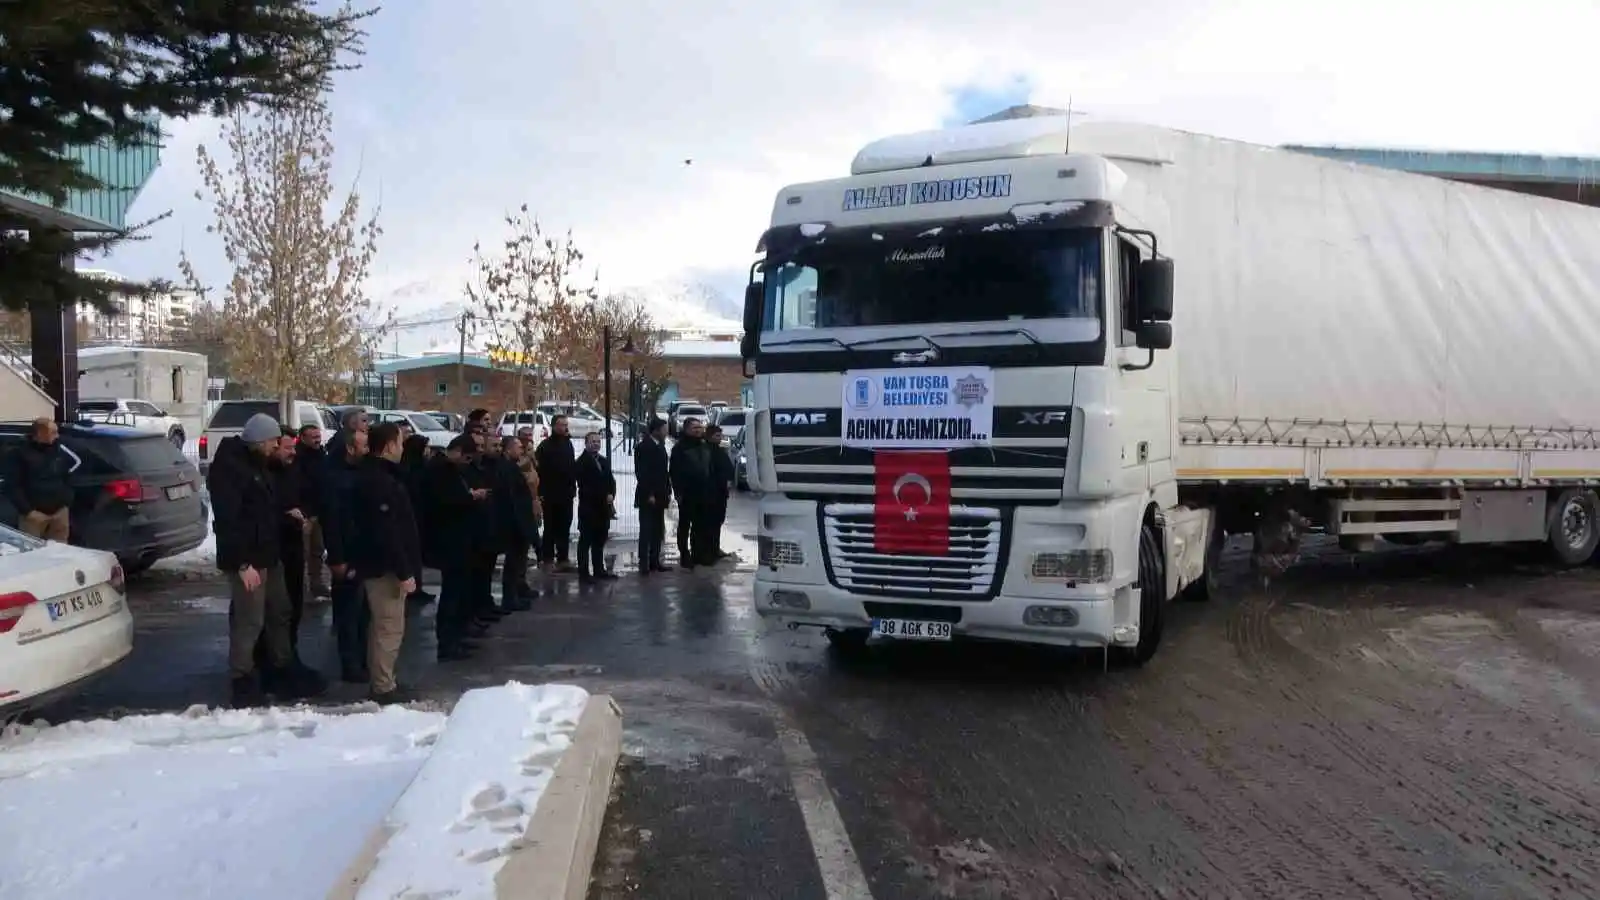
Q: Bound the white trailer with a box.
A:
[76,346,208,443]
[739,116,1600,665]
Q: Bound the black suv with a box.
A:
[0,422,207,572]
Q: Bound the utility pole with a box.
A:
[455,310,472,411]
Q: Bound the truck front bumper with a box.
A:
[753,494,1148,650]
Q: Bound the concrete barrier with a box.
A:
[328,693,623,900]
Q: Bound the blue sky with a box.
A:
[944,78,1034,127]
[104,0,1600,326]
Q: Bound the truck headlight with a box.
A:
[1028,550,1112,584]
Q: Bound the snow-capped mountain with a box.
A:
[370,280,741,360]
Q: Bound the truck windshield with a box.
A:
[763,227,1102,332]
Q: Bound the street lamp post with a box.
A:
[601,325,636,458]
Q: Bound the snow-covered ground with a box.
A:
[0,683,589,900]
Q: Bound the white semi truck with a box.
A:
[738,117,1600,665]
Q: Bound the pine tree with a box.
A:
[0,0,375,312]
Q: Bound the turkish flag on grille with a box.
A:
[873,451,952,555]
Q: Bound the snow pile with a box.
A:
[356,682,590,900]
[0,703,446,900]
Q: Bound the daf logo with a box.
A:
[1018,410,1068,425]
[773,412,829,426]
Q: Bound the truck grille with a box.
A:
[821,504,1006,601]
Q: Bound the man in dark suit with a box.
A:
[634,418,671,574]
[575,431,618,582]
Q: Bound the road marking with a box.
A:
[771,708,876,899]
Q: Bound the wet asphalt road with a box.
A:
[40,497,1600,899]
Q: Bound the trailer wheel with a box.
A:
[1547,488,1600,566]
[1181,523,1223,602]
[1115,523,1165,666]
[824,627,871,658]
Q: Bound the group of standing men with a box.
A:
[635,416,737,572]
[208,407,620,708]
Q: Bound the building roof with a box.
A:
[661,339,741,359]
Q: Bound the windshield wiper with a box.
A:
[845,333,946,353]
[763,335,852,351]
[926,327,1043,345]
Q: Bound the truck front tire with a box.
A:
[1116,523,1165,666]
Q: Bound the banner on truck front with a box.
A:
[840,366,994,448]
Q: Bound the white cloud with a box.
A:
[106,0,1600,318]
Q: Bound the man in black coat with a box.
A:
[295,423,331,597]
[634,418,671,574]
[669,418,716,568]
[495,435,538,609]
[321,427,371,683]
[468,436,508,622]
[705,424,735,560]
[575,431,618,581]
[423,435,486,661]
[208,413,325,708]
[255,429,309,672]
[535,415,578,571]
[350,422,424,704]
[3,417,74,541]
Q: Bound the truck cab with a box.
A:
[741,116,1189,664]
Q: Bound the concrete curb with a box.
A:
[325,693,623,900]
[497,693,624,900]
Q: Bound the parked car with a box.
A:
[77,398,188,448]
[200,400,338,474]
[714,408,748,444]
[0,423,206,574]
[422,410,463,432]
[536,401,608,439]
[327,404,382,428]
[0,522,133,720]
[729,428,749,491]
[496,410,553,441]
[707,401,729,424]
[668,403,708,438]
[374,410,455,449]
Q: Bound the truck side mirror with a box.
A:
[1136,322,1172,350]
[1137,258,1174,322]
[740,281,764,360]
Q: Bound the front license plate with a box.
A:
[871,618,952,641]
[166,483,193,500]
[45,587,107,623]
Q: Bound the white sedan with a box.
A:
[375,410,458,450]
[0,524,133,720]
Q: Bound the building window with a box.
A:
[470,381,484,396]
[436,381,449,395]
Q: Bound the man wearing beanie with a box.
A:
[207,412,327,707]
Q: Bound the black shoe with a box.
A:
[437,643,474,662]
[504,598,532,612]
[598,571,620,580]
[231,674,268,709]
[651,564,673,572]
[274,662,328,700]
[370,685,420,705]
[518,584,540,599]
[578,571,594,583]
[340,666,370,684]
